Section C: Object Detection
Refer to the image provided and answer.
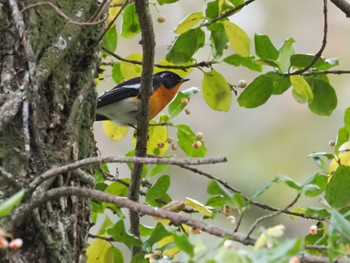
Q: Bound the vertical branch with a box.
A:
[127,0,155,256]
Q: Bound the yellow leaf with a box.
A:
[133,120,169,156]
[158,236,181,257]
[174,12,204,34]
[87,239,114,263]
[120,53,142,80]
[103,121,129,141]
[328,141,350,173]
[224,20,250,57]
[290,75,313,103]
[184,197,213,217]
[254,225,285,249]
[108,0,124,23]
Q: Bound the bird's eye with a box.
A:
[169,74,175,79]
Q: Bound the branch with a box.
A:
[10,187,256,246]
[101,46,216,71]
[203,0,257,27]
[246,193,301,238]
[129,0,156,254]
[28,156,227,192]
[330,0,350,17]
[289,0,328,75]
[21,2,107,26]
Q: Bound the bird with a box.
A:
[95,71,189,126]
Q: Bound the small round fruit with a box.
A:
[157,15,166,23]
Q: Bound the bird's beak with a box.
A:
[181,78,190,83]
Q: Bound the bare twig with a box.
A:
[203,0,257,27]
[289,0,328,75]
[101,46,216,71]
[330,0,350,17]
[11,186,256,246]
[28,156,227,194]
[246,193,301,238]
[128,0,156,255]
[21,2,107,26]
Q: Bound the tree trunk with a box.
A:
[0,0,101,262]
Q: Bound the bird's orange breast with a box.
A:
[149,83,182,119]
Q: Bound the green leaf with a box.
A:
[237,73,273,108]
[146,175,170,206]
[0,189,26,217]
[223,54,262,72]
[274,175,301,190]
[174,12,204,34]
[208,22,228,58]
[157,0,179,4]
[172,232,194,257]
[107,220,142,248]
[302,173,328,197]
[329,210,350,239]
[144,222,172,248]
[290,54,339,70]
[112,63,124,84]
[121,3,140,38]
[304,207,330,218]
[168,92,190,118]
[277,37,295,72]
[335,127,349,154]
[206,0,219,19]
[104,180,129,197]
[130,253,148,263]
[254,34,279,60]
[219,0,234,14]
[207,180,244,210]
[325,165,350,207]
[224,20,250,57]
[306,78,337,116]
[344,107,350,135]
[249,181,272,201]
[290,75,313,103]
[103,25,117,52]
[205,195,226,207]
[202,70,232,112]
[176,124,206,157]
[182,87,200,96]
[270,72,291,94]
[149,164,169,178]
[166,28,205,63]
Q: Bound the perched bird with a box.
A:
[96,71,189,126]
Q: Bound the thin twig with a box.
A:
[203,0,257,27]
[128,0,156,255]
[330,0,350,17]
[246,193,301,238]
[21,2,107,26]
[101,46,216,71]
[288,0,328,75]
[11,186,256,246]
[28,156,227,193]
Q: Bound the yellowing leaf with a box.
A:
[184,197,213,217]
[120,53,142,80]
[254,225,285,249]
[107,0,124,23]
[219,0,234,14]
[290,75,313,103]
[87,239,114,263]
[133,120,169,156]
[202,70,232,112]
[174,12,204,34]
[103,121,129,141]
[224,20,250,57]
[328,142,350,173]
[158,236,181,257]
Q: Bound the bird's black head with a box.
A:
[154,71,189,90]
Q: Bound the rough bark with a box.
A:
[0,0,101,262]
